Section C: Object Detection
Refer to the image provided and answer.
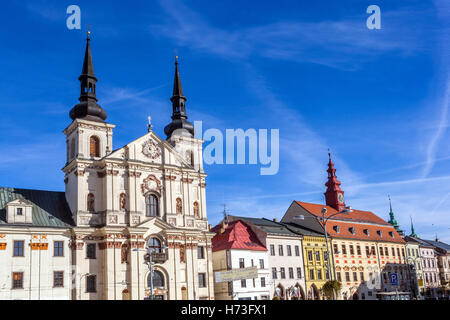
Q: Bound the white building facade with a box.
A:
[0,35,215,300]
[211,220,271,300]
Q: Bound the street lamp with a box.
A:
[134,244,169,300]
[294,206,353,300]
[79,273,92,300]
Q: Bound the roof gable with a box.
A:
[211,220,267,252]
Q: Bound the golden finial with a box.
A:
[174,49,179,63]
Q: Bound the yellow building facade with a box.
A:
[302,235,334,300]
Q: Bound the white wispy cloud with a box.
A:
[150,0,427,69]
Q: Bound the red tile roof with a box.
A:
[211,220,267,252]
[295,201,405,244]
[295,201,390,225]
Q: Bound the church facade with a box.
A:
[0,34,215,300]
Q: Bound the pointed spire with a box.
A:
[164,56,194,139]
[172,56,184,98]
[324,151,346,211]
[410,216,418,238]
[387,195,400,231]
[81,31,96,79]
[70,32,107,123]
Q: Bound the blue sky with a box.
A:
[0,0,449,242]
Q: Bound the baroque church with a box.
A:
[0,33,215,300]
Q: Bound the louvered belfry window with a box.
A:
[90,136,100,157]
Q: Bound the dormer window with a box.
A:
[333,225,340,233]
[349,227,355,235]
[363,229,370,236]
[377,230,382,237]
[389,231,394,238]
[5,199,33,224]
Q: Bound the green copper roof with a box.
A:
[0,187,74,228]
[387,196,399,231]
[409,216,418,238]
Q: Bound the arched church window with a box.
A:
[148,237,162,253]
[148,270,165,288]
[193,202,200,218]
[176,198,183,214]
[70,138,75,159]
[146,194,159,217]
[87,193,95,212]
[119,193,127,211]
[90,136,100,157]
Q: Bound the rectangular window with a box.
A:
[17,208,23,216]
[317,270,322,280]
[86,275,96,293]
[360,272,365,282]
[356,245,361,255]
[371,246,376,255]
[259,259,264,269]
[324,251,328,261]
[333,244,338,254]
[295,245,300,256]
[342,244,347,255]
[54,241,64,257]
[278,245,284,256]
[366,246,370,256]
[345,272,350,282]
[270,245,275,256]
[289,267,294,279]
[337,272,342,282]
[54,271,64,287]
[310,269,315,280]
[397,248,401,258]
[13,241,24,257]
[280,267,286,279]
[392,248,396,257]
[272,268,277,279]
[353,272,358,281]
[261,277,266,287]
[315,251,321,262]
[199,273,207,288]
[86,244,96,259]
[287,245,292,256]
[239,258,245,268]
[12,272,23,289]
[308,251,313,261]
[325,269,330,280]
[380,247,384,256]
[385,247,389,257]
[297,267,302,279]
[349,245,354,255]
[197,246,205,259]
[241,279,247,288]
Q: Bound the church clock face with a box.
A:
[338,193,344,204]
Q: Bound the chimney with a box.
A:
[273,218,278,223]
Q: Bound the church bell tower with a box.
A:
[63,32,115,224]
[324,152,346,212]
